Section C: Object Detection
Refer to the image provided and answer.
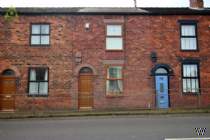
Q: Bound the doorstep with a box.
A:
[79,107,93,111]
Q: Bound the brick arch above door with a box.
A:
[151,64,174,76]
[74,64,98,76]
[0,62,20,77]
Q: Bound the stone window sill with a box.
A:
[106,93,123,98]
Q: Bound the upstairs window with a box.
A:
[106,66,123,95]
[30,24,50,46]
[180,23,197,50]
[182,63,199,94]
[28,68,48,96]
[106,25,123,50]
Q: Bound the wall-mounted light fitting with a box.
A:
[85,23,90,30]
[150,51,157,63]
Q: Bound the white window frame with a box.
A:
[106,66,123,95]
[106,25,123,50]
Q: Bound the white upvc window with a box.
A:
[106,25,123,50]
[106,66,123,95]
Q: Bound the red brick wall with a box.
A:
[0,14,210,111]
[190,0,204,8]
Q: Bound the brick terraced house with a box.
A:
[0,0,210,111]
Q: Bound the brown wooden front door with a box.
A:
[0,76,16,111]
[78,74,93,109]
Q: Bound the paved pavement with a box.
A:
[0,115,209,140]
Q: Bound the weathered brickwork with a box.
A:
[0,10,210,111]
[190,0,204,8]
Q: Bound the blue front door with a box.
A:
[155,75,169,109]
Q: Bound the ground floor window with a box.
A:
[182,63,199,94]
[28,67,48,96]
[106,66,123,95]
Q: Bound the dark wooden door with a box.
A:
[0,76,16,111]
[78,75,93,109]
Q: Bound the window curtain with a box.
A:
[183,79,199,93]
[115,67,123,93]
[107,80,122,93]
[181,25,197,50]
[30,69,36,80]
[29,69,38,94]
[117,80,123,92]
[181,38,197,50]
[183,64,199,93]
[107,67,123,94]
[44,69,48,80]
[109,67,122,78]
[39,69,48,95]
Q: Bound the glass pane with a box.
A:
[183,79,187,92]
[183,78,199,93]
[2,69,15,76]
[155,68,167,74]
[106,37,123,50]
[181,25,195,36]
[31,36,40,45]
[106,80,123,93]
[181,38,197,50]
[29,82,38,95]
[79,67,93,74]
[30,69,36,81]
[183,64,198,77]
[186,79,191,92]
[41,25,49,34]
[39,82,48,95]
[108,66,122,78]
[44,69,48,80]
[186,65,191,77]
[41,36,49,45]
[181,38,187,50]
[32,25,40,34]
[36,68,47,81]
[195,79,199,92]
[183,65,189,77]
[191,65,198,77]
[183,65,186,77]
[191,79,196,93]
[107,25,122,36]
[160,83,164,92]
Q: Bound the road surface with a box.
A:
[0,114,209,140]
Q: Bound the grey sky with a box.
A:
[0,0,210,7]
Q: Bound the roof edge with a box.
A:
[0,7,210,15]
